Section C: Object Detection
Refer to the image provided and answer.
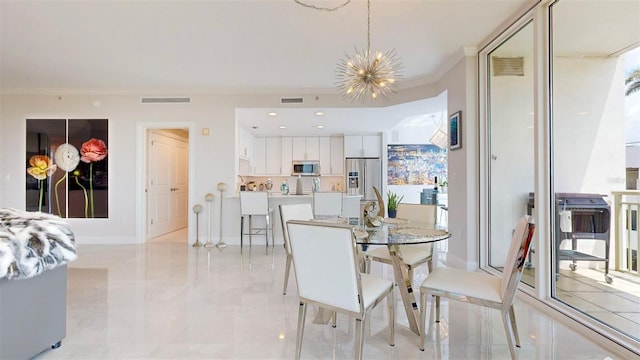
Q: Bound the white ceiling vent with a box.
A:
[492,57,524,76]
[281,97,304,104]
[141,97,191,104]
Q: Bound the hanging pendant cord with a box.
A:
[367,0,371,53]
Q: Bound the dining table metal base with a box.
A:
[388,244,423,336]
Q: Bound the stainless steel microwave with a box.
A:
[292,160,320,176]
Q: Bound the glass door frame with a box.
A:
[478,4,546,299]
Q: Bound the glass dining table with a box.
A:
[312,216,451,336]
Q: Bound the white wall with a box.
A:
[553,57,626,194]
[432,49,479,270]
[2,90,452,245]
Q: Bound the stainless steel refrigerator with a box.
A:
[345,157,382,202]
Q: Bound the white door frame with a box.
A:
[136,122,195,243]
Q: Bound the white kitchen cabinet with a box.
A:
[330,137,344,175]
[265,137,282,174]
[306,137,319,160]
[253,137,266,174]
[238,127,254,160]
[292,137,306,160]
[319,137,331,175]
[362,135,381,157]
[292,137,319,161]
[344,134,381,158]
[281,137,292,175]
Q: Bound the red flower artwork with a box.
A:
[80,138,108,217]
[80,138,108,163]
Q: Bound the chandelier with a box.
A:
[335,0,402,102]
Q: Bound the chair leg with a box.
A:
[355,317,365,360]
[501,309,518,360]
[509,305,521,347]
[265,214,270,254]
[419,289,427,351]
[435,295,440,322]
[387,291,395,347]
[427,257,433,274]
[283,254,292,295]
[295,302,307,360]
[332,312,337,328]
[408,267,414,287]
[240,216,244,254]
[248,215,253,248]
[362,256,371,274]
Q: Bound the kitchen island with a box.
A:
[215,192,361,246]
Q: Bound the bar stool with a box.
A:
[239,191,274,254]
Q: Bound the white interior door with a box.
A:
[170,139,188,230]
[148,130,189,238]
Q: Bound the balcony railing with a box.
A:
[612,190,640,275]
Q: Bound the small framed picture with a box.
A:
[449,111,462,150]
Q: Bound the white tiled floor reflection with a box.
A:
[36,229,620,359]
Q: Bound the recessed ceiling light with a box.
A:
[268,112,277,116]
[279,125,286,129]
[315,111,324,116]
[316,125,325,129]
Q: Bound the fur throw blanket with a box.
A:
[0,208,77,280]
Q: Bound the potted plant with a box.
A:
[387,190,404,218]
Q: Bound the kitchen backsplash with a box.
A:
[238,175,344,193]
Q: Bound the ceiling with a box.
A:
[0,0,532,135]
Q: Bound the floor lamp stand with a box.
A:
[192,204,203,248]
[216,182,227,249]
[204,193,215,248]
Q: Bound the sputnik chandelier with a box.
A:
[295,0,402,102]
[335,0,402,102]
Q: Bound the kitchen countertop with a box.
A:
[226,192,362,198]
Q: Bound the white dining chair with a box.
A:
[419,215,535,360]
[239,191,274,254]
[286,220,395,360]
[365,203,438,284]
[312,191,343,217]
[278,203,314,295]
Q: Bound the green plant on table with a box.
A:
[387,190,404,211]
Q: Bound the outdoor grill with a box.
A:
[526,192,612,283]
[555,193,612,284]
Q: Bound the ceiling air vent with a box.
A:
[141,97,191,104]
[492,57,524,76]
[281,97,304,104]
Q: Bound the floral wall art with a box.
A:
[26,119,109,218]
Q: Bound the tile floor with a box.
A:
[555,267,640,341]
[35,228,622,359]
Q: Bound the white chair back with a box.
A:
[287,220,361,314]
[396,203,436,225]
[239,191,269,215]
[279,203,314,255]
[500,215,535,302]
[312,192,343,217]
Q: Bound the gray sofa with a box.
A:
[0,264,67,359]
